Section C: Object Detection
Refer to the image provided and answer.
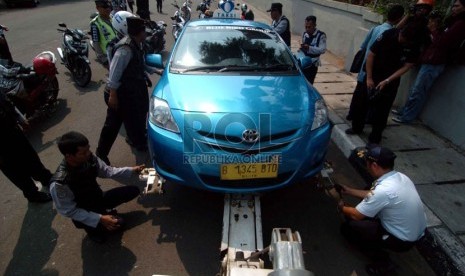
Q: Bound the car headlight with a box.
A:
[149,97,180,133]
[311,99,328,130]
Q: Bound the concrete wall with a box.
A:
[401,66,465,150]
[247,0,465,151]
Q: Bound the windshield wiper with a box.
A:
[180,66,224,73]
[263,64,294,71]
[219,64,295,72]
[218,65,261,72]
[178,64,294,73]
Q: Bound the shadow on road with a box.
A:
[4,203,58,276]
[80,210,147,276]
[142,184,224,275]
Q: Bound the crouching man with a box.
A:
[50,131,144,243]
[338,145,426,274]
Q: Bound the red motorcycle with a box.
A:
[0,51,59,122]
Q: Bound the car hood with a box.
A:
[158,74,319,113]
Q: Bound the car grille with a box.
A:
[195,129,299,153]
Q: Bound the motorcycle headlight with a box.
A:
[149,97,180,133]
[311,99,328,131]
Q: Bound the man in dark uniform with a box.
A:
[300,15,327,84]
[268,3,290,47]
[345,24,421,144]
[50,131,144,243]
[0,92,52,203]
[96,17,158,164]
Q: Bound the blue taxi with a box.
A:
[146,5,331,193]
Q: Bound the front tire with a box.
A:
[44,76,59,116]
[72,58,92,87]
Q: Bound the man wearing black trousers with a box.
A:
[156,0,163,13]
[0,92,52,203]
[50,131,144,243]
[345,24,421,144]
[136,0,150,19]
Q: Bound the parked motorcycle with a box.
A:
[0,51,59,122]
[145,20,167,54]
[171,1,191,40]
[57,23,92,87]
[196,0,213,18]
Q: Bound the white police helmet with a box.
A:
[112,11,136,37]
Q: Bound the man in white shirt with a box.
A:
[338,145,426,274]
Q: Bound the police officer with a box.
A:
[90,0,117,67]
[338,146,426,274]
[103,17,159,158]
[95,11,135,165]
[300,16,326,84]
[268,3,290,47]
[50,131,144,243]
[0,92,52,203]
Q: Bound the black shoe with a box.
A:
[27,191,52,203]
[135,144,148,152]
[345,128,362,135]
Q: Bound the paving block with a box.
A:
[381,124,448,151]
[394,148,465,184]
[321,94,353,110]
[417,184,465,234]
[315,72,355,83]
[318,65,341,73]
[313,82,356,95]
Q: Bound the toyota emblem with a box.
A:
[242,129,259,143]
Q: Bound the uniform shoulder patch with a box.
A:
[363,191,374,202]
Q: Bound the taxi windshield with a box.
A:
[170,25,296,73]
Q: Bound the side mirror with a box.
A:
[58,23,67,28]
[294,50,313,70]
[145,54,164,68]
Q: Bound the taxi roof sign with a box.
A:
[213,0,241,18]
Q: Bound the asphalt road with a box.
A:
[0,1,435,275]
